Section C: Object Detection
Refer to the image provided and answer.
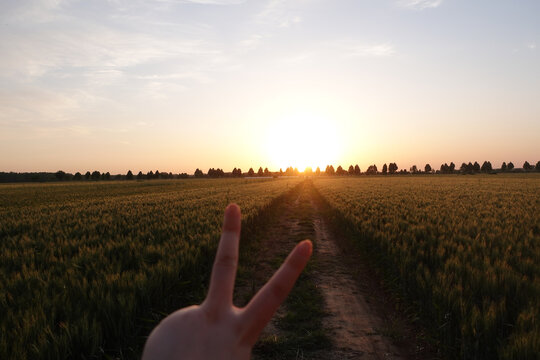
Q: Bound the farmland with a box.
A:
[1,174,539,359]
[0,178,301,359]
[313,174,540,359]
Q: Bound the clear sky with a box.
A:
[1,0,539,174]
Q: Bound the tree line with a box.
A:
[1,160,539,183]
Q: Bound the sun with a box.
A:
[265,112,341,172]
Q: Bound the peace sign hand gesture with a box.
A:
[142,204,313,360]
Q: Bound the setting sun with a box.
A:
[265,112,341,172]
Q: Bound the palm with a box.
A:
[143,204,312,360]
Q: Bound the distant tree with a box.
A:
[257,167,264,176]
[315,167,321,176]
[523,161,533,171]
[137,171,144,180]
[85,171,91,180]
[126,170,133,180]
[103,172,111,180]
[473,162,480,172]
[366,164,378,175]
[55,170,66,181]
[336,166,346,175]
[382,163,388,174]
[536,161,540,172]
[481,161,492,173]
[73,172,82,181]
[325,165,335,176]
[508,162,514,171]
[248,168,255,177]
[449,162,456,172]
[155,170,161,179]
[232,168,243,177]
[425,164,432,173]
[389,163,398,174]
[354,165,361,175]
[279,168,283,176]
[441,163,448,173]
[501,162,507,172]
[264,167,270,176]
[91,171,101,180]
[194,168,203,177]
[410,165,418,174]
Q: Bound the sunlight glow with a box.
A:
[265,112,341,172]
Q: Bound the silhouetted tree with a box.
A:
[91,171,101,180]
[103,172,111,180]
[354,165,361,175]
[348,165,354,175]
[137,171,143,180]
[55,170,66,181]
[279,168,283,176]
[501,162,507,172]
[264,167,270,176]
[315,167,321,176]
[325,165,335,176]
[382,163,388,174]
[410,165,418,174]
[473,162,480,172]
[257,167,264,176]
[73,172,82,180]
[126,170,133,180]
[523,161,533,171]
[425,164,432,173]
[248,168,255,177]
[194,168,203,177]
[85,171,91,180]
[366,164,378,175]
[449,162,455,172]
[536,161,540,172]
[481,161,493,173]
[336,166,347,175]
[389,163,398,174]
[508,162,514,171]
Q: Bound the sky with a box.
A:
[1,0,539,174]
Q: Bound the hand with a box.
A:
[142,203,313,360]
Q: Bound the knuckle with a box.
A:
[215,253,238,269]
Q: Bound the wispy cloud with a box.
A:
[255,0,302,28]
[399,0,443,10]
[335,42,396,58]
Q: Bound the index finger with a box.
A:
[203,204,241,314]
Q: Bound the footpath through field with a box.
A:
[242,180,429,360]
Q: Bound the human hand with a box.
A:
[142,203,313,360]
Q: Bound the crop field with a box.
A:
[313,175,540,359]
[0,178,301,359]
[1,175,539,360]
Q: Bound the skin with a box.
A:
[142,203,313,360]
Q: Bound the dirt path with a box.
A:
[246,181,426,359]
[313,209,405,359]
